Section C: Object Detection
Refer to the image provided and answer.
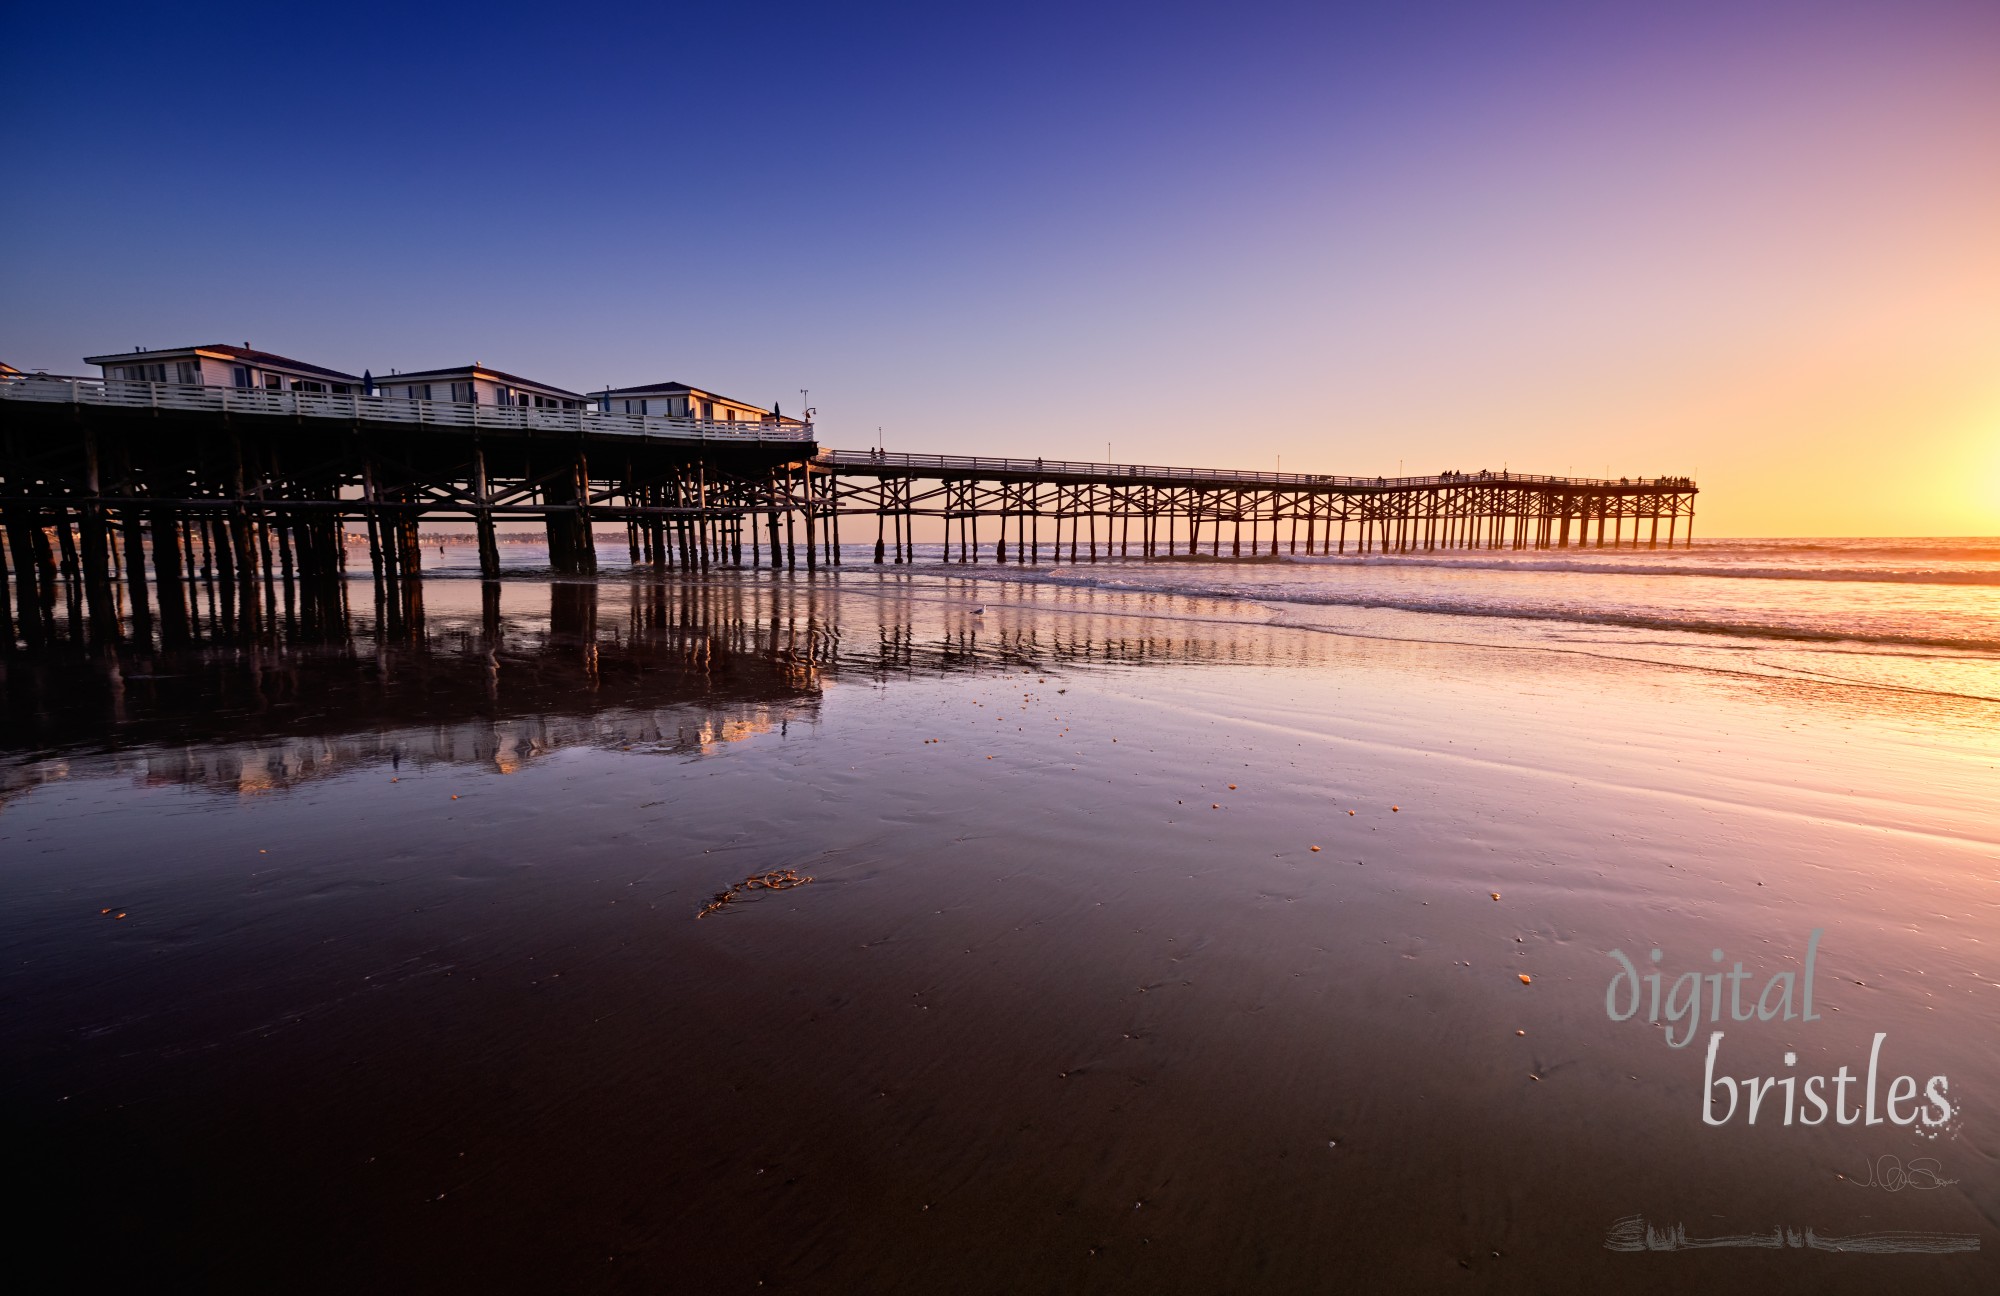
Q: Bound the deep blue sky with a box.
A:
[5,2,1997,531]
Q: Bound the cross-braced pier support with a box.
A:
[2,378,1696,654]
[819,453,1696,564]
[0,379,828,650]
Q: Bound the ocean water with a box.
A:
[989,538,2000,703]
[420,535,2000,702]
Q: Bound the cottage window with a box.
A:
[264,373,284,390]
[174,360,201,385]
[451,382,474,402]
[233,366,252,388]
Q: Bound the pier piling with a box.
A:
[2,376,1694,651]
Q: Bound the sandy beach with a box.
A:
[4,563,1994,1292]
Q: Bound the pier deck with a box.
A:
[2,375,1695,650]
[815,450,1696,565]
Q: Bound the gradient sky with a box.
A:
[5,1,1997,535]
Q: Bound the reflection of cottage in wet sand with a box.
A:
[466,706,794,776]
[696,715,776,753]
[35,700,815,795]
[0,757,71,811]
[139,739,367,795]
[491,731,535,777]
[2,587,828,794]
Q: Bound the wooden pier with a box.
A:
[0,375,821,647]
[1,374,1695,650]
[819,450,1697,565]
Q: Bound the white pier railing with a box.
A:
[0,375,817,444]
[816,449,1695,492]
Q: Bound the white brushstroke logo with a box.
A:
[1604,1215,1979,1254]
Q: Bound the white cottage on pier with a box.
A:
[85,344,363,393]
[377,363,584,409]
[589,381,802,425]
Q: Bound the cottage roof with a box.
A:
[385,365,583,399]
[592,381,767,408]
[83,344,362,383]
[596,380,701,396]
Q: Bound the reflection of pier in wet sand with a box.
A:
[1,570,1371,802]
[0,580,825,800]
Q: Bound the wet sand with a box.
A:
[3,571,1995,1292]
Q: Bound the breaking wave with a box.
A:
[1009,567,2000,656]
[1277,554,2000,586]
